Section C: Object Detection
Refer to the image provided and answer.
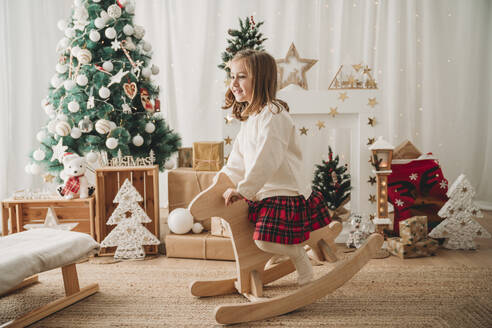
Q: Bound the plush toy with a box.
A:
[57,153,90,199]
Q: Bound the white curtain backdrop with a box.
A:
[0,0,491,208]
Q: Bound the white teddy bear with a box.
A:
[58,153,90,199]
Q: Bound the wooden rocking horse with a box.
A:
[188,172,383,324]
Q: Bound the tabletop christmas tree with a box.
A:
[100,178,159,259]
[218,16,266,77]
[312,146,351,220]
[429,174,490,250]
[28,0,180,182]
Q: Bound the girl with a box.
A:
[220,49,331,286]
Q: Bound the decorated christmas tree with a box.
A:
[218,16,267,76]
[100,178,160,259]
[28,0,180,182]
[312,147,351,214]
[429,174,490,250]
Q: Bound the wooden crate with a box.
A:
[1,197,95,237]
[95,166,160,256]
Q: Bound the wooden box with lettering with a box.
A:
[95,166,160,256]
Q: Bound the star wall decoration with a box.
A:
[224,116,234,124]
[315,120,325,130]
[338,92,348,102]
[24,207,79,231]
[352,63,362,72]
[276,43,318,90]
[224,136,232,145]
[368,97,378,108]
[329,107,339,118]
[368,176,376,185]
[367,137,375,146]
[299,127,308,135]
[368,195,376,203]
[51,138,68,162]
[368,117,376,127]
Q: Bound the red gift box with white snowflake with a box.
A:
[388,154,448,234]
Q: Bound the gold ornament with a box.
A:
[43,173,55,183]
[315,120,325,130]
[224,136,232,145]
[299,127,308,135]
[368,117,376,127]
[369,195,376,203]
[328,64,378,89]
[338,92,348,102]
[329,107,339,118]
[276,43,317,90]
[367,137,375,145]
[368,97,378,108]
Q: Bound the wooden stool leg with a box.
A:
[62,263,80,296]
[250,270,263,297]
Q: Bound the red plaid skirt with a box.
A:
[246,190,332,244]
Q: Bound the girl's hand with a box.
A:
[223,188,243,206]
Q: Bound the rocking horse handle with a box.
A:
[188,172,249,225]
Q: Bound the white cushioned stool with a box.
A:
[0,228,100,327]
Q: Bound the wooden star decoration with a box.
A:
[477,230,482,236]
[352,63,362,72]
[368,176,376,185]
[224,116,234,124]
[368,117,376,127]
[368,97,378,108]
[338,92,348,102]
[315,120,325,130]
[368,195,376,203]
[24,207,78,231]
[367,137,375,145]
[299,127,308,135]
[462,187,468,193]
[369,214,375,221]
[43,173,55,183]
[224,136,232,145]
[276,43,318,90]
[329,107,339,118]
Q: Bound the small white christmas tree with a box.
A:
[429,174,490,250]
[100,178,159,259]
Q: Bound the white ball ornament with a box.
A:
[64,28,76,38]
[33,149,46,161]
[141,67,152,78]
[106,137,118,149]
[55,120,71,136]
[76,74,88,86]
[57,113,68,121]
[56,63,68,74]
[64,79,76,91]
[100,10,109,20]
[25,163,33,174]
[109,121,117,130]
[168,208,194,234]
[107,4,122,19]
[102,61,114,72]
[124,37,136,51]
[123,24,134,36]
[192,222,204,234]
[73,0,82,6]
[30,163,41,175]
[50,75,61,88]
[92,0,101,2]
[44,103,55,116]
[77,49,92,64]
[36,130,47,142]
[125,3,135,14]
[99,86,110,99]
[94,17,105,29]
[73,6,89,21]
[145,122,155,133]
[132,134,144,146]
[57,19,68,31]
[70,127,82,139]
[164,158,175,170]
[89,30,101,42]
[95,119,111,134]
[142,41,152,52]
[68,100,80,113]
[59,38,70,49]
[47,121,57,134]
[151,64,160,75]
[86,151,98,163]
[105,27,116,39]
[133,25,145,39]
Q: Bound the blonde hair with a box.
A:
[223,49,289,121]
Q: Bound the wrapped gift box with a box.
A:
[192,141,224,171]
[387,237,438,259]
[211,217,232,238]
[165,233,235,261]
[399,216,428,244]
[178,147,193,168]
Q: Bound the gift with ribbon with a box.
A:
[192,141,224,171]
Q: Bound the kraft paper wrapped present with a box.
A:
[167,168,217,230]
[387,237,438,259]
[211,217,232,238]
[399,216,428,244]
[178,147,193,168]
[165,233,235,261]
[192,141,224,171]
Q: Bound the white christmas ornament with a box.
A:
[107,4,122,19]
[58,38,70,50]
[51,75,61,88]
[106,137,118,149]
[168,208,194,234]
[64,79,76,91]
[124,37,136,51]
[102,61,114,72]
[125,3,135,14]
[99,86,110,98]
[109,121,117,130]
[164,158,175,170]
[64,28,76,38]
[95,119,112,134]
[68,100,80,113]
[133,25,145,39]
[57,19,68,31]
[30,163,42,175]
[142,41,152,52]
[25,163,33,174]
[122,103,132,114]
[76,74,88,86]
[123,24,134,36]
[73,6,89,21]
[86,151,99,163]
[92,0,101,2]
[78,116,93,132]
[57,113,68,121]
[77,49,92,64]
[33,149,46,161]
[55,120,71,136]
[47,121,57,134]
[71,46,81,56]
[36,130,47,142]
[141,67,151,78]
[73,0,82,6]
[94,17,105,29]
[105,27,117,39]
[56,63,68,74]
[151,64,159,75]
[44,104,55,116]
[145,122,155,133]
[70,127,82,139]
[41,97,49,108]
[132,134,144,146]
[100,10,109,20]
[89,30,101,42]
[192,222,204,234]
